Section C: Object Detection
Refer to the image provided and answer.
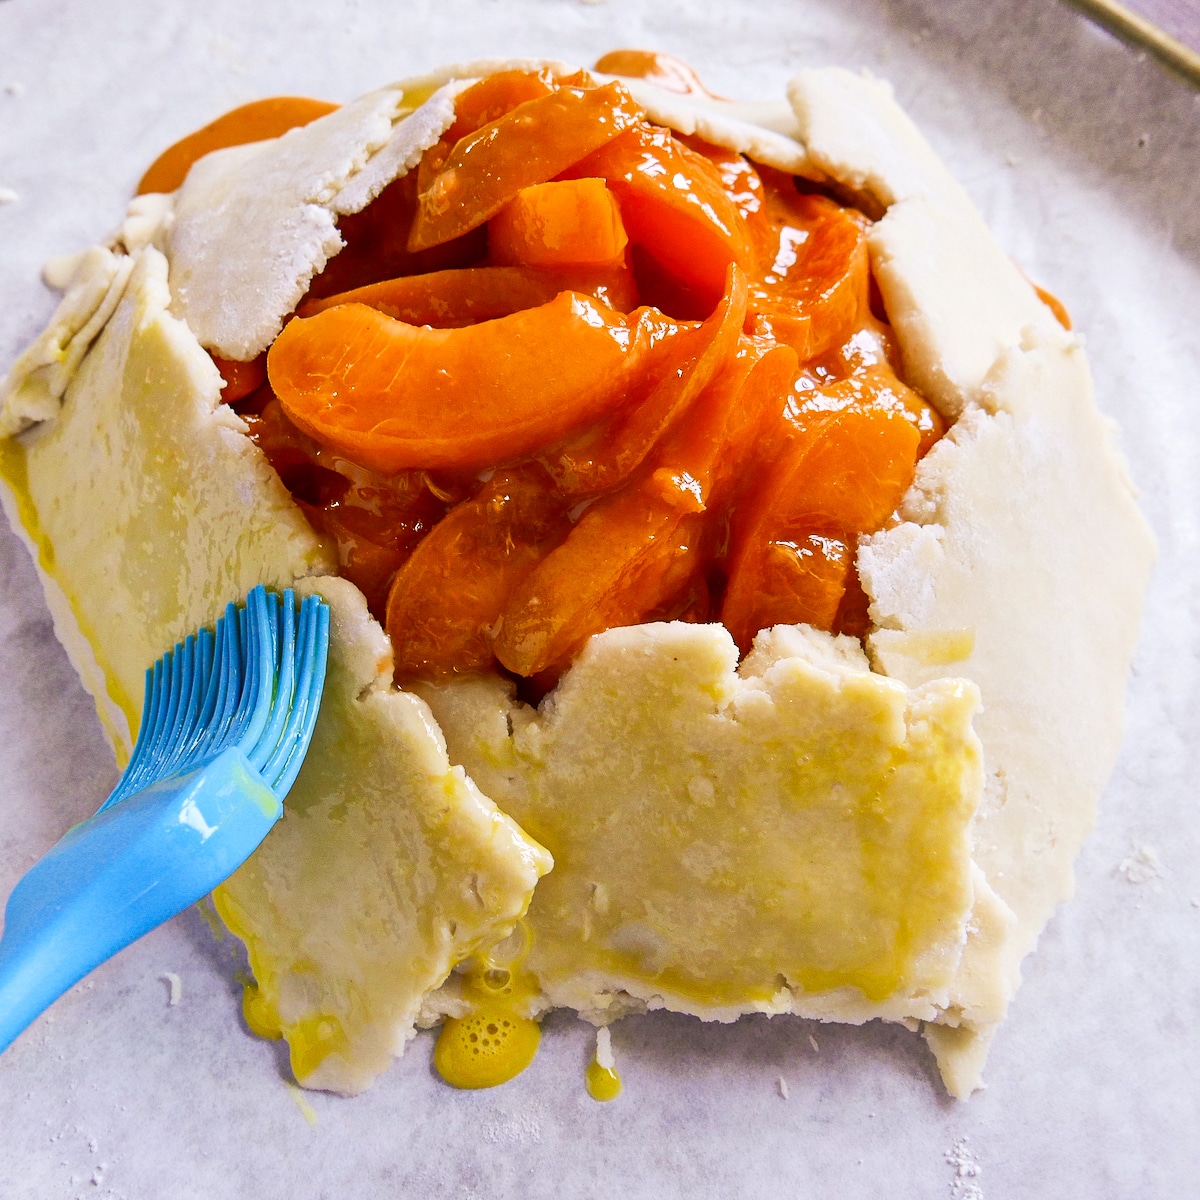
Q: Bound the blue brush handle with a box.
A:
[0,747,281,1053]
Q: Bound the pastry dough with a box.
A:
[0,59,1153,1098]
[215,575,552,1095]
[415,623,983,1025]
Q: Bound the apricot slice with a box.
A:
[721,400,920,651]
[724,534,855,646]
[495,487,708,678]
[664,340,800,500]
[446,69,558,142]
[268,292,690,473]
[792,358,946,460]
[386,466,571,678]
[299,263,638,324]
[680,137,767,230]
[748,193,870,362]
[496,337,796,677]
[565,124,754,315]
[548,263,747,495]
[489,179,628,268]
[136,97,339,195]
[212,353,267,404]
[306,171,488,303]
[762,406,919,536]
[407,82,644,252]
[593,50,722,100]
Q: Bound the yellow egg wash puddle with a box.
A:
[585,1060,622,1101]
[435,924,542,1090]
[585,1026,622,1102]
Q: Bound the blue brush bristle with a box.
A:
[98,586,329,812]
[0,585,331,1055]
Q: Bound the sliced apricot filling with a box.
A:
[488,178,629,268]
[497,341,799,679]
[564,124,754,316]
[268,292,693,473]
[299,263,638,326]
[164,63,948,682]
[407,81,645,252]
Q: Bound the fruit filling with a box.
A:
[165,58,946,683]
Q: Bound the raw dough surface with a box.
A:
[861,326,1155,1076]
[0,247,133,438]
[416,621,983,1028]
[167,84,459,360]
[1,247,327,751]
[214,577,552,1095]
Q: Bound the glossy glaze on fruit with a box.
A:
[176,63,944,687]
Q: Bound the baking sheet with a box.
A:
[1,0,1198,1195]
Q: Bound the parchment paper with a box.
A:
[1,1,1198,1196]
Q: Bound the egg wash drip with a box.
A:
[585,1026,622,1101]
[434,923,542,1089]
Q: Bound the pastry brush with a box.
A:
[0,585,329,1052]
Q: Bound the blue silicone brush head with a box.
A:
[0,585,330,1053]
[105,585,329,809]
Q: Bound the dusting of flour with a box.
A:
[944,1136,984,1200]
[1118,844,1163,884]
